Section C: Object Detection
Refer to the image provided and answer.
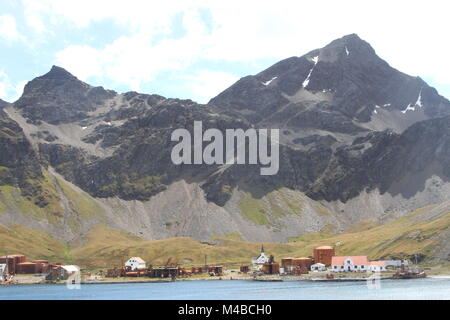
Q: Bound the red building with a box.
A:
[313,246,335,266]
[0,254,26,275]
[281,257,313,274]
[16,262,39,274]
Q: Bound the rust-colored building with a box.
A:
[16,262,39,274]
[32,260,50,273]
[240,265,249,273]
[0,255,26,274]
[191,267,202,274]
[106,268,123,278]
[281,257,313,274]
[262,263,279,275]
[281,258,294,270]
[151,267,180,278]
[313,246,335,266]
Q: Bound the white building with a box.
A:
[252,246,269,265]
[55,265,80,280]
[311,263,326,272]
[125,257,146,270]
[331,256,370,272]
[369,261,387,272]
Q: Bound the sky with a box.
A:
[0,0,449,104]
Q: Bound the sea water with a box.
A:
[0,278,449,300]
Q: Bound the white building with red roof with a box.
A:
[331,256,370,272]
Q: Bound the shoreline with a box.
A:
[4,274,449,286]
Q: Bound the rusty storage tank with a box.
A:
[32,260,49,264]
[293,257,314,269]
[281,258,294,270]
[313,246,335,266]
[32,260,50,273]
[0,255,26,274]
[16,262,38,274]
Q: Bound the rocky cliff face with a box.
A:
[0,109,44,201]
[1,34,450,255]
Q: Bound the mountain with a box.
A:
[211,34,450,134]
[0,34,449,264]
[14,66,116,125]
[0,99,9,109]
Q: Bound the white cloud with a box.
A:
[22,0,450,100]
[0,71,26,102]
[0,14,25,42]
[21,0,192,35]
[55,32,205,91]
[181,70,238,104]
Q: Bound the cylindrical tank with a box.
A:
[313,246,335,266]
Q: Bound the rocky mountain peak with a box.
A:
[210,34,450,133]
[14,66,116,124]
[317,33,377,63]
[42,65,80,81]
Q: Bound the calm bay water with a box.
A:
[1,278,449,300]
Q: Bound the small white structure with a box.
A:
[331,256,370,272]
[58,265,80,280]
[311,263,326,272]
[0,264,8,281]
[125,257,146,270]
[61,265,80,274]
[252,246,269,265]
[369,261,387,272]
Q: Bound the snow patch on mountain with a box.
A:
[415,89,423,108]
[401,89,424,114]
[262,77,277,86]
[302,56,319,88]
[401,103,415,114]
